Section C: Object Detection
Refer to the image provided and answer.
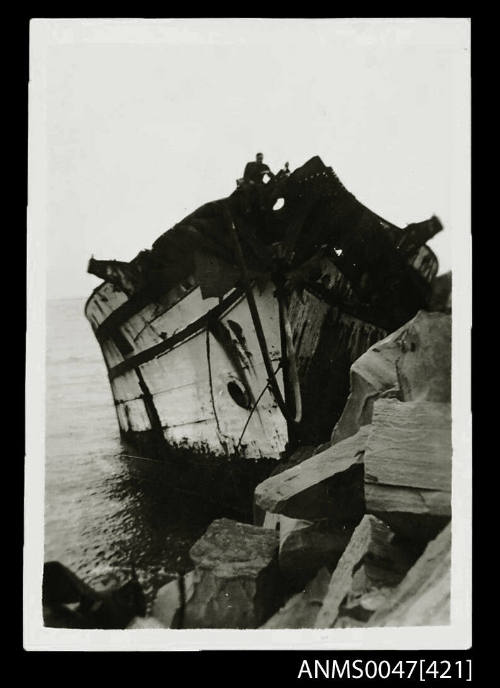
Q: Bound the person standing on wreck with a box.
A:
[244,152,274,184]
[242,153,275,211]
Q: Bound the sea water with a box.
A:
[45,298,211,604]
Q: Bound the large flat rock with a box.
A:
[183,518,280,628]
[253,446,317,526]
[364,398,451,540]
[254,426,370,521]
[365,398,451,492]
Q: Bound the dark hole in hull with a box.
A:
[227,380,251,409]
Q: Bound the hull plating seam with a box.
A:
[92,283,199,341]
[108,287,244,381]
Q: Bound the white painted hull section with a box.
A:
[86,280,289,460]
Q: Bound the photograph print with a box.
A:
[25,17,471,651]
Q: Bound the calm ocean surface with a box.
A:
[45,298,211,604]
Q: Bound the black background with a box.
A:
[16,12,480,682]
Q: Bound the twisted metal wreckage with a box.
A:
[85,156,442,513]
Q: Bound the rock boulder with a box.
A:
[395,311,451,403]
[183,518,280,628]
[254,426,370,521]
[364,398,451,541]
[369,523,451,627]
[331,310,451,445]
[278,515,353,589]
[314,515,415,628]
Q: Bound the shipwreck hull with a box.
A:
[87,281,288,458]
[85,260,393,512]
[86,278,286,514]
[85,156,441,511]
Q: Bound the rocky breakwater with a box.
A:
[134,294,452,629]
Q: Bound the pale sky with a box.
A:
[30,18,470,299]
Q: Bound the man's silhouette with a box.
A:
[241,153,274,211]
[276,161,290,180]
[243,152,274,185]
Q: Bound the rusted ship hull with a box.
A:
[85,156,441,513]
[85,268,385,512]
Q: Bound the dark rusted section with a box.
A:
[227,319,253,361]
[295,308,387,447]
[134,367,168,458]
